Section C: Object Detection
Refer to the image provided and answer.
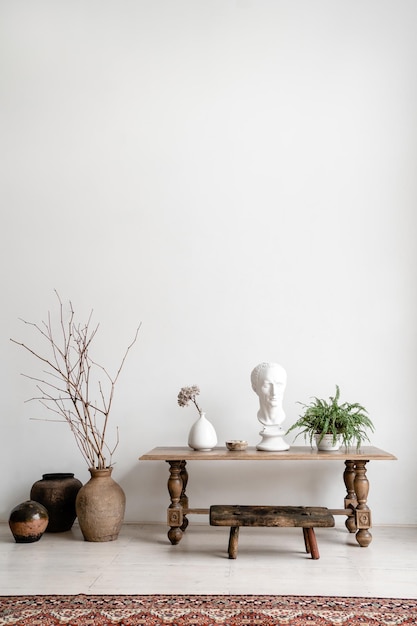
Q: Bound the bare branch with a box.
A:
[11,292,140,469]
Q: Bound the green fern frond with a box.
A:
[286,385,375,449]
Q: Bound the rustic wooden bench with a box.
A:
[210,505,335,560]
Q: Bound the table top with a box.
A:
[139,446,397,462]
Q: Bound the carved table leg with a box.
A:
[179,460,189,532]
[343,460,358,533]
[353,460,372,547]
[166,460,185,545]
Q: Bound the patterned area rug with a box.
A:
[0,594,416,625]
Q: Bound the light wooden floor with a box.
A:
[1,521,416,597]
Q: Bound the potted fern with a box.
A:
[285,385,375,450]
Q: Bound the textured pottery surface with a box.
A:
[9,500,49,543]
[30,473,82,532]
[315,433,341,451]
[226,440,248,451]
[75,468,126,542]
[188,412,218,451]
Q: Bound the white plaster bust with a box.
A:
[251,362,287,426]
[251,362,290,451]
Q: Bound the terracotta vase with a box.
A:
[9,500,49,543]
[30,473,82,532]
[75,468,125,542]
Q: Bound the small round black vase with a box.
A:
[9,500,49,543]
[30,473,82,532]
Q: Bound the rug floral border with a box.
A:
[0,594,416,625]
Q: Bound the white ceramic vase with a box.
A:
[315,433,341,451]
[188,412,217,451]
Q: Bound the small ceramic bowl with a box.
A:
[226,440,248,451]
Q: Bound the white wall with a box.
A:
[1,0,416,526]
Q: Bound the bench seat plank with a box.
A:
[210,505,335,529]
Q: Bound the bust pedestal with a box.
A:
[256,425,289,451]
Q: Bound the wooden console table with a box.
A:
[139,446,396,548]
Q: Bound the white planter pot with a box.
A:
[188,412,217,451]
[315,433,341,451]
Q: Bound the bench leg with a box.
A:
[303,527,320,560]
[303,527,310,554]
[228,526,239,559]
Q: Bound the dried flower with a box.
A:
[177,385,202,415]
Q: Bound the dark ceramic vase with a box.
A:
[30,473,82,532]
[9,500,49,543]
